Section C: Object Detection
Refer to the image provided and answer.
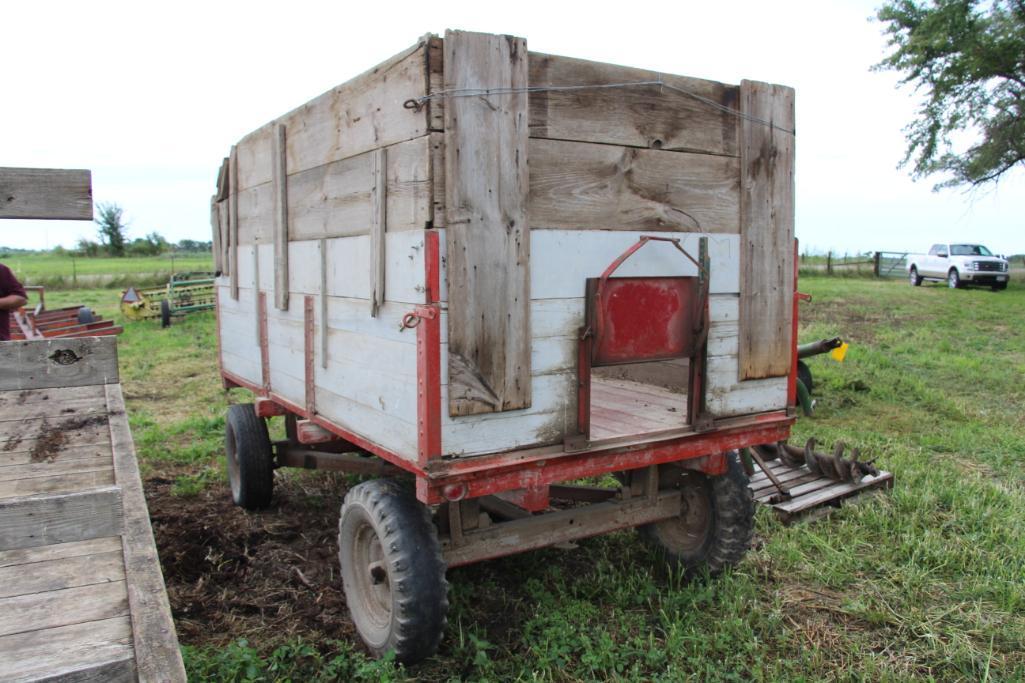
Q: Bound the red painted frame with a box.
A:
[216,233,798,507]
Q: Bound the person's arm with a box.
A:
[0,293,27,310]
[0,265,27,310]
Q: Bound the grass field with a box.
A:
[2,253,213,289]
[45,274,1025,681]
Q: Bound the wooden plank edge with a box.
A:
[104,384,186,682]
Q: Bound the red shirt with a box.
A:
[0,263,27,341]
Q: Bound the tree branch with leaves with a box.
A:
[875,0,1025,188]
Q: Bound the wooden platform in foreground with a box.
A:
[0,337,185,682]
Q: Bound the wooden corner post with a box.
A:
[443,30,532,416]
[738,80,795,380]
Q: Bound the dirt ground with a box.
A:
[147,470,358,649]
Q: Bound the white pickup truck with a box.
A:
[907,243,1010,291]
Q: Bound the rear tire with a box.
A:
[909,267,922,286]
[160,299,172,328]
[338,479,448,665]
[639,452,754,578]
[225,404,274,509]
[948,269,962,289]
[992,282,1007,291]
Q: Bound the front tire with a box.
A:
[639,452,754,578]
[992,282,1007,291]
[909,267,922,286]
[338,479,448,665]
[948,269,962,289]
[225,404,274,509]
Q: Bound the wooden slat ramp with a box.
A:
[0,337,185,682]
[750,456,894,524]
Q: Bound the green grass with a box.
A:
[46,275,1025,681]
[5,253,212,289]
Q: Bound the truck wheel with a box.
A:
[948,269,962,289]
[225,404,274,509]
[992,282,1007,291]
[640,452,754,578]
[909,267,922,286]
[338,479,448,665]
[160,299,172,328]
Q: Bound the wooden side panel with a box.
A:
[210,196,222,273]
[529,139,740,232]
[234,41,429,191]
[738,81,795,380]
[528,54,739,155]
[370,148,387,317]
[0,167,93,220]
[0,337,118,391]
[272,124,290,310]
[236,137,433,244]
[0,617,134,683]
[444,29,531,416]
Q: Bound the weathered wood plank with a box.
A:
[0,579,128,637]
[0,616,134,682]
[370,147,387,317]
[0,468,115,500]
[0,535,122,569]
[0,443,111,468]
[234,41,429,191]
[738,80,795,380]
[272,123,290,311]
[528,53,740,156]
[0,487,123,551]
[528,138,740,232]
[0,384,106,418]
[104,383,187,682]
[0,338,118,391]
[0,167,93,220]
[210,196,223,273]
[0,549,125,599]
[444,29,532,416]
[230,144,239,298]
[237,136,434,244]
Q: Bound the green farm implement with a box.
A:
[120,271,215,327]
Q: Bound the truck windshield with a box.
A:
[950,244,992,256]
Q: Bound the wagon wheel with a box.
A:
[225,403,274,509]
[639,452,754,578]
[338,479,448,664]
[797,360,813,395]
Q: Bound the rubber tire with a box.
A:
[338,479,448,665]
[160,299,172,328]
[992,282,1007,291]
[948,269,962,289]
[909,267,922,286]
[797,360,813,395]
[225,404,274,509]
[639,452,754,578]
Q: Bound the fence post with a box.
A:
[873,251,881,277]
[827,251,833,275]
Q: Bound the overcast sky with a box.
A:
[3,0,1022,255]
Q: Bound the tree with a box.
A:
[875,0,1025,188]
[94,202,128,256]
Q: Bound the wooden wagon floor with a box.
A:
[0,340,185,682]
[589,377,688,440]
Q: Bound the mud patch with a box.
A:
[147,472,354,649]
[30,414,109,463]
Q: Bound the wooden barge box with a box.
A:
[211,29,801,663]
